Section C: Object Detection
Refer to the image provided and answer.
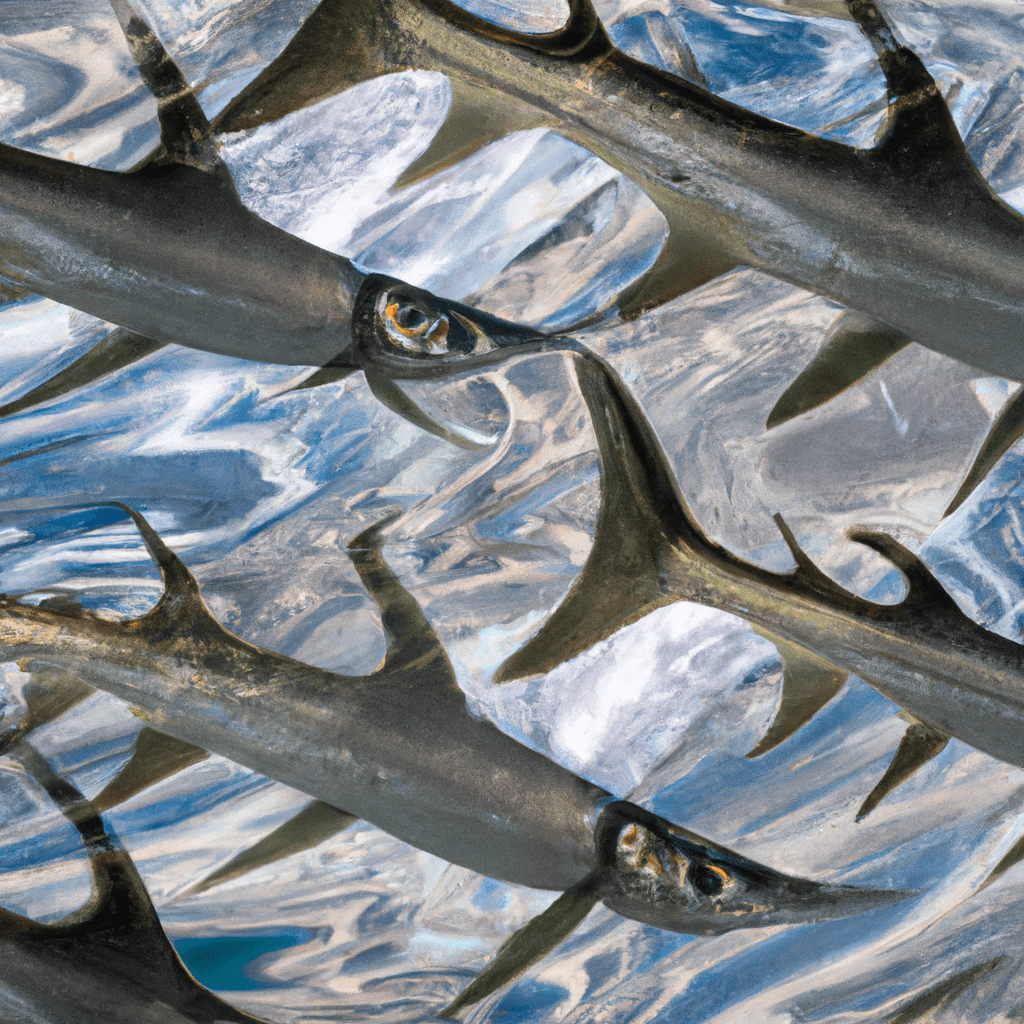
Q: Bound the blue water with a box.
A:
[172,928,312,991]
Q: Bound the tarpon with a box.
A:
[0,1,553,448]
[0,504,906,1015]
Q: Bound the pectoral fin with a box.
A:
[980,834,1024,892]
[395,78,555,190]
[944,386,1024,517]
[279,364,358,394]
[746,630,848,757]
[856,716,950,820]
[766,310,910,429]
[93,728,209,811]
[0,673,94,757]
[439,876,600,1019]
[364,369,496,451]
[614,178,738,320]
[183,801,358,896]
[0,329,165,420]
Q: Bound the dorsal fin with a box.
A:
[92,728,209,812]
[346,515,457,683]
[211,0,389,133]
[395,78,555,190]
[944,386,1024,517]
[856,715,949,820]
[846,0,974,173]
[4,741,267,1022]
[766,310,911,429]
[773,514,864,604]
[105,503,205,617]
[182,801,358,896]
[0,330,165,421]
[109,0,221,172]
[496,354,685,681]
[746,629,848,757]
[428,0,609,59]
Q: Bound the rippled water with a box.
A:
[2,0,1024,1021]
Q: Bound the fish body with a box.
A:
[0,507,903,939]
[224,0,1024,380]
[501,356,1024,772]
[0,146,361,367]
[0,575,602,892]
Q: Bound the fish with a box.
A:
[5,1,1017,498]
[0,739,271,1023]
[0,504,907,1015]
[212,0,1024,505]
[496,353,1024,808]
[0,0,553,449]
[221,0,1024,381]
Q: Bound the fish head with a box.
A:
[594,801,912,935]
[346,273,556,380]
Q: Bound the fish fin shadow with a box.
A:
[746,630,848,757]
[856,715,949,821]
[766,310,910,429]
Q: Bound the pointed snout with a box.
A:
[594,802,914,935]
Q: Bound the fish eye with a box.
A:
[688,862,729,897]
[381,299,450,354]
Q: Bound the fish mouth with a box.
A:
[594,801,915,935]
[348,273,557,379]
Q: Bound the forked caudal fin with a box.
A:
[2,741,269,1023]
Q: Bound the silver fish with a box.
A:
[498,354,1024,801]
[0,505,907,1014]
[220,0,1024,385]
[0,0,552,451]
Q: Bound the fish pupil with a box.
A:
[688,862,725,896]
